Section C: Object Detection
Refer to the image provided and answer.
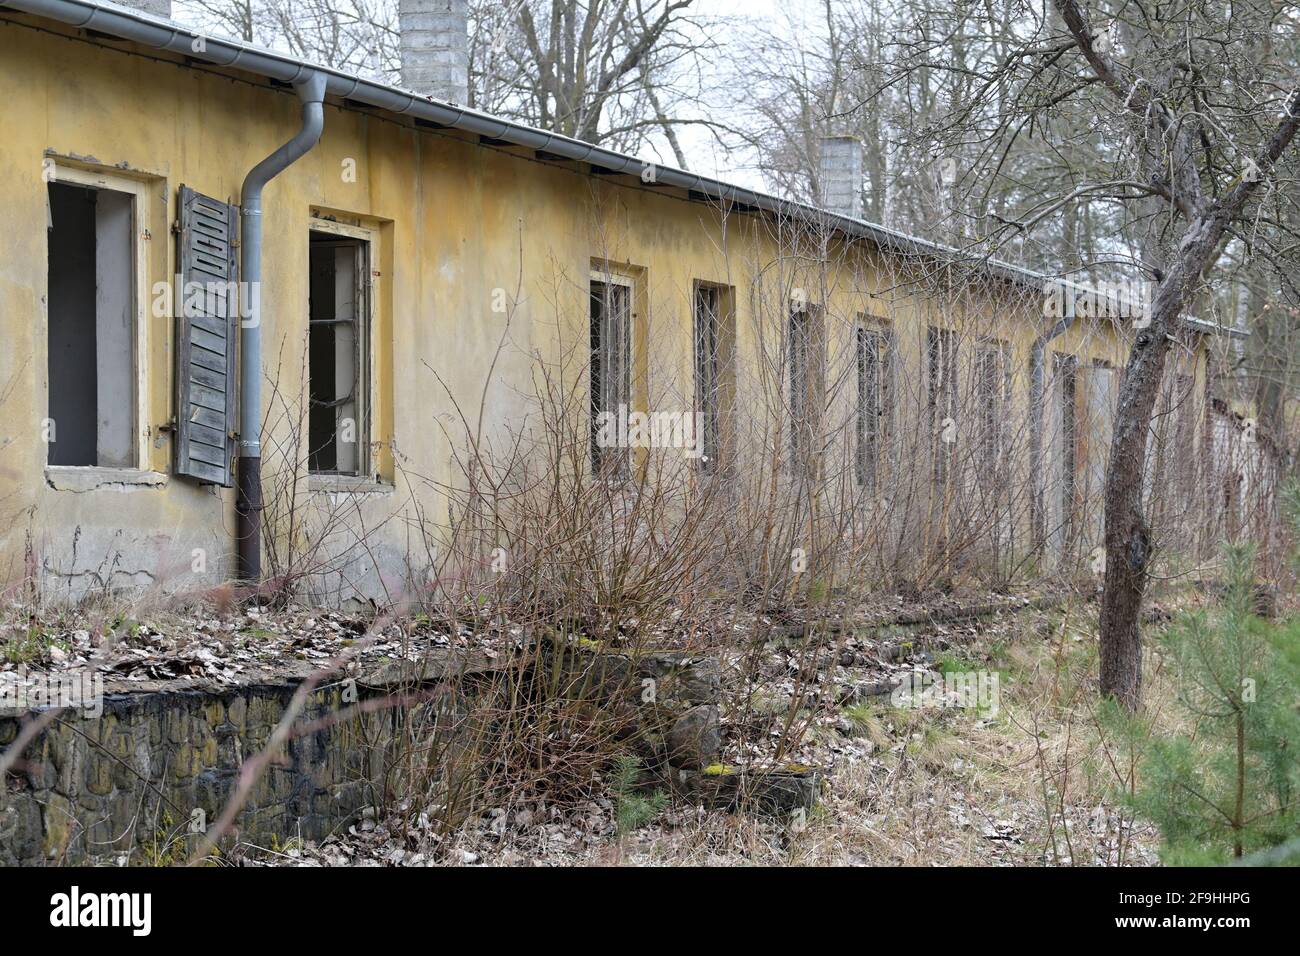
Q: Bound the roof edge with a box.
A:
[2,0,1247,339]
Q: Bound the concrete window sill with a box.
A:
[45,466,168,492]
[308,475,393,495]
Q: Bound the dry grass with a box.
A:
[600,607,1167,866]
[257,599,1186,867]
[608,616,1160,866]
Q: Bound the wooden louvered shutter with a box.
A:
[175,186,239,486]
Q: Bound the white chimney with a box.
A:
[400,0,469,105]
[819,136,864,220]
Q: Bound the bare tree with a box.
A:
[180,0,726,161]
[730,0,1123,275]
[181,0,396,73]
[1043,0,1300,709]
[466,0,729,158]
[817,0,1300,709]
[184,0,257,41]
[729,1,900,224]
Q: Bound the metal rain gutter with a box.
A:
[0,0,1045,285]
[0,0,1250,341]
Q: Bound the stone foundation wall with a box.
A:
[0,654,486,865]
[0,641,801,865]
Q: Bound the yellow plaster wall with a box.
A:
[0,15,1208,599]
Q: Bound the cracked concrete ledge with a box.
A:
[307,475,396,495]
[44,467,168,492]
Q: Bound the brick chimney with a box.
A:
[400,0,469,105]
[819,136,864,220]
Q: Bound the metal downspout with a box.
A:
[236,70,327,587]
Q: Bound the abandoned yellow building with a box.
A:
[0,0,1236,605]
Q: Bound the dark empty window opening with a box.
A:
[927,326,958,487]
[856,326,890,490]
[590,277,632,477]
[787,306,813,469]
[309,231,369,476]
[46,180,135,468]
[693,283,724,471]
[974,341,1012,472]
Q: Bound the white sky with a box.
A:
[664,0,821,191]
[171,0,824,193]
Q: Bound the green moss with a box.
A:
[702,763,736,776]
[42,793,74,856]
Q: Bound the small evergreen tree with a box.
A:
[1130,538,1300,863]
[611,756,668,835]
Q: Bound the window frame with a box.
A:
[44,162,151,475]
[787,299,825,475]
[855,320,893,491]
[692,280,730,473]
[589,268,635,478]
[308,217,374,479]
[926,325,959,489]
[973,337,1013,475]
[1054,351,1081,540]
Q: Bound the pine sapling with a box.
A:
[1130,544,1300,863]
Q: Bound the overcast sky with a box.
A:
[171,0,828,195]
[668,0,823,190]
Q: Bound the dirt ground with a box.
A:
[4,586,1199,866]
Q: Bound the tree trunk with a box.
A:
[1098,326,1167,709]
[1099,214,1231,709]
